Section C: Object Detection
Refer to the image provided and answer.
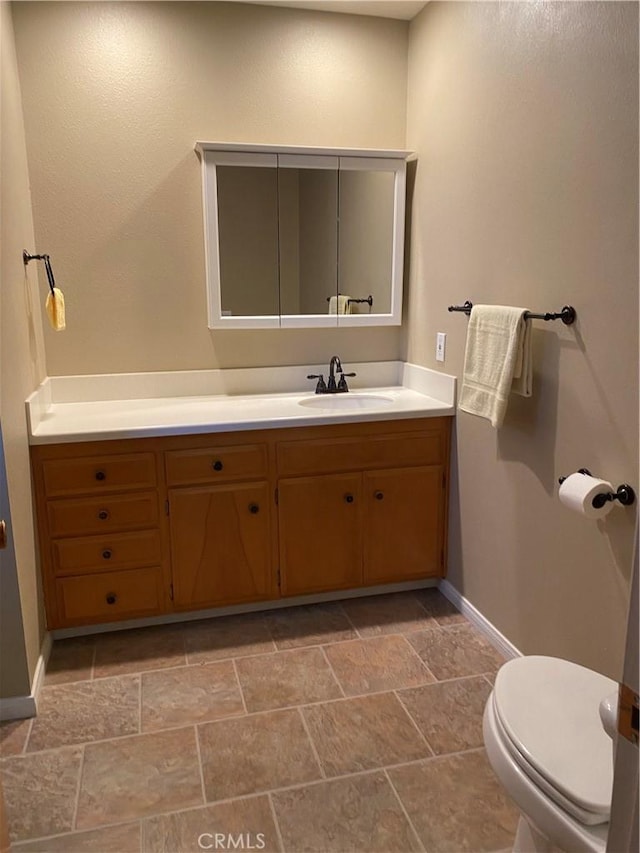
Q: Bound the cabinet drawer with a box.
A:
[52,530,162,577]
[47,492,159,538]
[42,453,156,497]
[165,444,268,486]
[56,567,163,624]
[277,430,445,478]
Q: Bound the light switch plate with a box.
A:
[436,332,446,362]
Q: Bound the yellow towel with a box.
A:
[328,295,353,315]
[458,305,532,428]
[45,287,66,331]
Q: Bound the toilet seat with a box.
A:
[493,656,616,826]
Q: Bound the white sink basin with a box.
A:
[298,393,394,411]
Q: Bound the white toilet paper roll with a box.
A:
[558,472,615,519]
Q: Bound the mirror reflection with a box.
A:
[278,168,338,316]
[338,170,394,315]
[215,161,399,321]
[217,165,279,317]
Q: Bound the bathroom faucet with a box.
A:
[327,356,342,391]
[307,356,356,394]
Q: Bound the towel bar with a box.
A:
[448,301,576,325]
[23,250,57,296]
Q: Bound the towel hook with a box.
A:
[23,250,56,296]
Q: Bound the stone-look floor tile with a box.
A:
[27,676,140,752]
[324,635,434,696]
[408,624,506,680]
[75,727,202,829]
[141,661,244,732]
[0,747,82,842]
[0,719,31,756]
[388,750,519,852]
[272,771,422,852]
[235,647,341,712]
[303,692,431,776]
[197,709,321,801]
[14,822,141,852]
[142,795,280,852]
[265,602,357,650]
[183,613,275,664]
[341,592,440,637]
[398,676,492,754]
[414,588,467,626]
[44,636,95,686]
[93,625,186,679]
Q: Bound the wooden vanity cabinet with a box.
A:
[276,417,450,597]
[278,473,363,596]
[30,440,169,629]
[165,440,274,610]
[31,417,450,629]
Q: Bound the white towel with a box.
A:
[458,305,532,428]
[328,295,353,315]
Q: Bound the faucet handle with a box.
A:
[307,374,327,394]
[337,372,356,392]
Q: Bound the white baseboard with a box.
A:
[0,632,52,721]
[438,579,522,660]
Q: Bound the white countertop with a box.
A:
[27,362,456,445]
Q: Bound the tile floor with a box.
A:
[0,589,519,852]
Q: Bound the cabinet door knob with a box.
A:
[97,510,109,521]
[102,549,112,560]
[375,491,384,500]
[105,593,117,605]
[344,494,354,503]
[0,520,6,550]
[249,503,260,514]
[95,470,106,481]
[212,460,224,471]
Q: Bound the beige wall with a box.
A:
[12,1,408,374]
[0,1,47,696]
[405,1,638,679]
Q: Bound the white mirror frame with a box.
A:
[196,142,410,330]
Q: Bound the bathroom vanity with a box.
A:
[27,363,454,630]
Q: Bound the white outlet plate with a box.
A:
[436,332,446,362]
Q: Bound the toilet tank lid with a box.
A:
[494,655,617,818]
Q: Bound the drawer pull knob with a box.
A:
[344,494,354,504]
[249,503,260,514]
[95,470,106,481]
[97,510,109,521]
[102,549,112,560]
[375,491,384,501]
[212,460,224,471]
[105,593,117,605]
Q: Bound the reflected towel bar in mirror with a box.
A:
[326,294,373,307]
[447,301,576,325]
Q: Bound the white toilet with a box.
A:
[483,655,617,853]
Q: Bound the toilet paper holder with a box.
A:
[558,470,636,508]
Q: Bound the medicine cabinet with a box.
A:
[195,142,410,329]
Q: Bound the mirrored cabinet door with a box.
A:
[278,154,339,328]
[217,162,279,319]
[336,157,405,327]
[203,151,280,328]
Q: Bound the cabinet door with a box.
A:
[364,466,443,584]
[169,482,271,608]
[278,473,362,596]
